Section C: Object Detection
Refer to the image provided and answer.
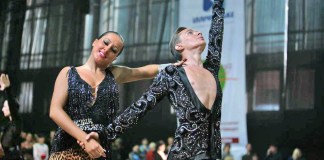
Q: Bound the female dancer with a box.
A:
[49,31,181,159]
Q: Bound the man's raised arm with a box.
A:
[204,0,225,75]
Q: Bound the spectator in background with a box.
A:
[0,73,23,159]
[21,133,34,160]
[252,153,259,160]
[288,148,305,160]
[155,140,167,160]
[19,131,27,145]
[49,130,56,141]
[145,142,156,160]
[139,138,149,159]
[242,143,253,160]
[166,136,173,153]
[265,144,282,160]
[111,138,123,160]
[129,145,141,160]
[33,134,49,160]
[222,143,234,160]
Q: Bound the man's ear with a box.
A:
[175,44,183,52]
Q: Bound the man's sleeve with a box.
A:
[204,0,225,75]
[99,69,170,141]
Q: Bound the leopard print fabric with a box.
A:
[49,148,94,160]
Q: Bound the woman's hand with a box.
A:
[77,132,105,158]
[83,138,106,158]
[77,132,100,149]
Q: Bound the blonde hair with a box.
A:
[292,148,302,160]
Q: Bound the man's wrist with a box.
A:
[97,130,106,144]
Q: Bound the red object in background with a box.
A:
[222,137,239,143]
[41,153,46,160]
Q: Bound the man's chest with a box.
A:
[184,67,216,91]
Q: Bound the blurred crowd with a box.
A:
[0,130,55,160]
[112,137,174,160]
[222,142,305,160]
[112,137,306,160]
[0,130,308,160]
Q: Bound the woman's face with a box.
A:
[26,133,33,141]
[159,144,166,151]
[2,100,10,117]
[91,33,124,68]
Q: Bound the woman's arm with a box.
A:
[49,67,105,158]
[111,60,185,84]
[110,64,159,84]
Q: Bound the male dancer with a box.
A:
[86,0,225,159]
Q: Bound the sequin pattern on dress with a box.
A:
[50,66,119,160]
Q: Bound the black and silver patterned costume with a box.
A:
[101,1,224,159]
[50,66,119,160]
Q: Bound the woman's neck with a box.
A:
[83,62,105,73]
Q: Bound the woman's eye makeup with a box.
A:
[112,48,118,53]
[102,39,119,54]
[103,39,109,45]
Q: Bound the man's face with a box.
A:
[142,139,148,145]
[167,137,174,144]
[247,143,252,151]
[177,28,206,51]
[2,100,10,117]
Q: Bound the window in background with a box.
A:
[286,69,314,110]
[0,14,10,70]
[253,71,280,111]
[100,0,178,64]
[21,0,87,69]
[251,0,285,54]
[19,82,34,113]
[288,0,324,51]
[20,6,48,69]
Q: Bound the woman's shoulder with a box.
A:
[59,66,77,76]
[54,66,77,83]
[59,66,73,74]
